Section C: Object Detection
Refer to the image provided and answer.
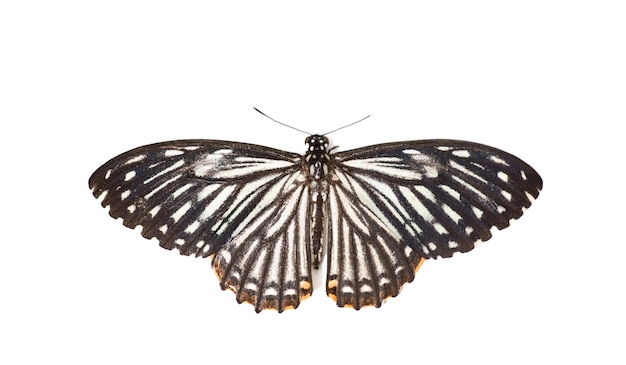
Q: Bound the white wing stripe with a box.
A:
[144,174,183,200]
[214,158,294,178]
[343,158,425,179]
[399,186,434,223]
[144,160,185,184]
[199,185,235,221]
[450,160,488,184]
[171,201,192,222]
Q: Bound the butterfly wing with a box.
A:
[327,139,542,309]
[89,140,313,312]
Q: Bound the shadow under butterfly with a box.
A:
[89,117,542,313]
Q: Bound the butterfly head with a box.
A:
[305,134,329,149]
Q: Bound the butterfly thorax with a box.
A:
[305,134,330,180]
[305,134,331,269]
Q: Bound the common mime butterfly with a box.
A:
[89,120,542,312]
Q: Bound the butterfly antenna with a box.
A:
[254,107,311,135]
[323,114,370,136]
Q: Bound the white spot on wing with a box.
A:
[490,155,509,166]
[164,149,184,157]
[433,223,448,234]
[472,206,483,219]
[403,149,421,155]
[185,220,201,234]
[171,201,192,222]
[124,171,136,181]
[452,150,470,158]
[126,155,146,165]
[521,171,528,180]
[120,190,131,200]
[360,284,373,293]
[149,205,161,217]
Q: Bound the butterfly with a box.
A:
[89,127,542,312]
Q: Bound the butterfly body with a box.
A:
[304,134,331,269]
[90,135,542,312]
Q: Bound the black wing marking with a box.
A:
[325,139,542,308]
[89,140,312,312]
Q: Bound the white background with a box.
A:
[2,1,625,364]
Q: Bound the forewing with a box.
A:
[326,139,542,308]
[89,140,312,311]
